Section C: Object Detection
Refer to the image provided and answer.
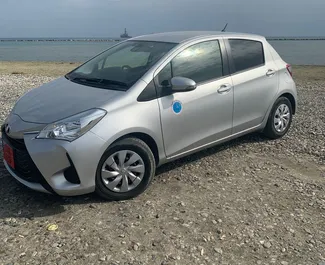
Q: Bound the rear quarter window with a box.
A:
[228,39,265,73]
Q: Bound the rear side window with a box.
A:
[228,39,265,73]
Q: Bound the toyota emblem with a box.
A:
[5,124,11,134]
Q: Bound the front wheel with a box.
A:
[263,97,293,139]
[95,138,156,201]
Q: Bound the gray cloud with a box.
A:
[0,0,324,37]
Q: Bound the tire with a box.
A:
[263,97,293,139]
[95,137,156,201]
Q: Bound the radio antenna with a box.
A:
[221,23,228,32]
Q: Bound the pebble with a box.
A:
[262,241,272,249]
[133,244,139,251]
[304,228,312,234]
[214,248,223,255]
[201,213,209,218]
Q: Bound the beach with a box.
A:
[1,39,325,65]
[0,63,325,264]
[1,61,325,79]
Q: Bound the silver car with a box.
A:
[2,31,297,200]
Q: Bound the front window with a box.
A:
[157,40,224,86]
[66,41,176,91]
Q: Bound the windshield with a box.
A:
[66,41,177,91]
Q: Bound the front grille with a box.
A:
[6,136,25,149]
[13,148,44,183]
[2,127,43,183]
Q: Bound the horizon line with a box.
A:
[1,34,325,39]
[1,36,325,41]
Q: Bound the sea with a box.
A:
[0,38,325,65]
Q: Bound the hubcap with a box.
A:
[101,150,145,193]
[274,104,290,133]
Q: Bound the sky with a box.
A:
[0,0,324,38]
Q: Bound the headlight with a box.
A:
[36,109,106,141]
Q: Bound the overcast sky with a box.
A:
[0,0,324,38]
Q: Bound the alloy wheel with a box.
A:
[274,103,291,133]
[101,150,145,193]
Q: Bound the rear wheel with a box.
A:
[263,97,293,139]
[95,138,156,201]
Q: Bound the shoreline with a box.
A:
[1,37,325,42]
[0,39,123,42]
[1,61,325,80]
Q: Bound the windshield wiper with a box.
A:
[72,77,104,84]
[100,79,128,88]
[72,77,128,88]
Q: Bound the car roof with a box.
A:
[131,31,265,44]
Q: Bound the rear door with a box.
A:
[225,38,279,133]
[155,39,234,158]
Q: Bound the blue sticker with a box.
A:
[172,100,182,114]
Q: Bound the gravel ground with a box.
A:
[0,70,324,265]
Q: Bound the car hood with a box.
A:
[13,77,124,124]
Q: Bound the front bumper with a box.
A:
[4,161,50,193]
[2,126,106,196]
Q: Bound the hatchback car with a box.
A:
[2,31,297,200]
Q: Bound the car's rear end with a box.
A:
[266,41,297,114]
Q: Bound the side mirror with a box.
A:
[170,77,197,92]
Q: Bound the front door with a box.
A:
[155,40,234,158]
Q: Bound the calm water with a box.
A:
[0,40,324,65]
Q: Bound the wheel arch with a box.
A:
[279,92,296,114]
[111,132,160,166]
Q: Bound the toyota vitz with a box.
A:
[2,32,297,200]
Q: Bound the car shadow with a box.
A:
[0,133,269,219]
[0,178,103,219]
[156,132,268,176]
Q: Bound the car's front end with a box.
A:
[1,81,115,196]
[1,74,128,196]
[1,39,176,197]
[2,114,106,196]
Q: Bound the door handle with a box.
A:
[218,84,232,94]
[266,69,276,77]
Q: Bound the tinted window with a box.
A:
[229,39,265,73]
[158,40,223,84]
